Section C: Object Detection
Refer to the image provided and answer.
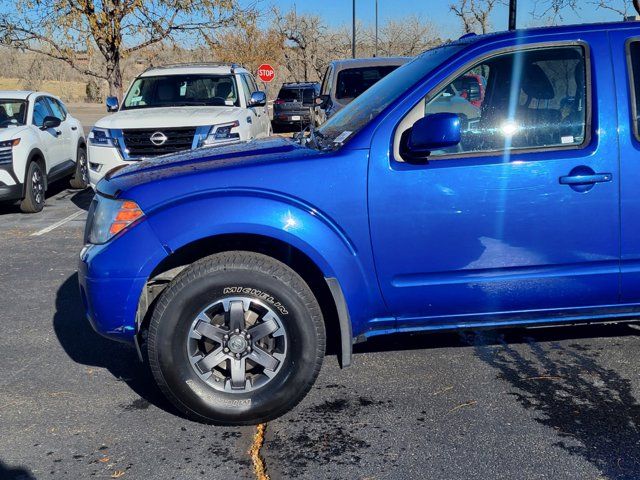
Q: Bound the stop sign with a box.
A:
[257,64,275,83]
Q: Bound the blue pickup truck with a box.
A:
[79,21,640,424]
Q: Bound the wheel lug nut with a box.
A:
[246,334,251,339]
[223,347,229,353]
[235,353,241,359]
[223,334,229,340]
[235,329,240,333]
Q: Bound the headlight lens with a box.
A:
[88,127,115,147]
[0,138,20,148]
[86,196,144,244]
[201,121,240,147]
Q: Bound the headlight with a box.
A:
[88,127,115,147]
[0,138,20,148]
[86,196,144,244]
[200,121,240,147]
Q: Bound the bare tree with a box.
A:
[0,0,252,99]
[534,0,640,19]
[591,0,640,17]
[272,7,328,82]
[450,0,504,34]
[205,19,284,78]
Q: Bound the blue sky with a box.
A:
[262,0,625,34]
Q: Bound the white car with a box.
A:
[0,91,87,213]
[88,63,271,188]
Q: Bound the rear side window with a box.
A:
[336,65,399,100]
[628,41,640,140]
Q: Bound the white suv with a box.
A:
[88,63,271,188]
[0,91,87,213]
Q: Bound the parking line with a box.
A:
[30,210,85,237]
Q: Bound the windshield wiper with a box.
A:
[295,123,328,150]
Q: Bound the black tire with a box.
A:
[19,161,46,213]
[147,251,326,425]
[70,146,88,189]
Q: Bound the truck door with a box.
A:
[368,33,621,328]
[610,30,640,304]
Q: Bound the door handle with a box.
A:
[71,126,78,131]
[55,130,62,137]
[559,173,612,185]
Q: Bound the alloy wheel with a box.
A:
[186,297,287,393]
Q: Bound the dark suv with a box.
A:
[272,82,320,132]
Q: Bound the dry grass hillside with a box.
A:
[0,78,87,102]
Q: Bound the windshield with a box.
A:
[278,88,315,104]
[336,65,400,100]
[122,74,239,109]
[317,44,466,146]
[0,100,27,127]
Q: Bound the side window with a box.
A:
[239,75,253,106]
[321,66,333,96]
[46,97,66,121]
[627,41,640,140]
[246,74,259,94]
[398,45,588,159]
[32,97,51,127]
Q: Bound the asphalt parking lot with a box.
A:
[1,181,640,480]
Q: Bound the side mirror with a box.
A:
[401,113,461,162]
[106,96,119,112]
[41,116,61,130]
[315,94,330,109]
[249,91,267,107]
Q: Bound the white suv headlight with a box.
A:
[88,127,116,147]
[201,121,240,147]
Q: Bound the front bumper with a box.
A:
[0,182,22,201]
[78,255,145,343]
[0,165,22,202]
[78,215,168,343]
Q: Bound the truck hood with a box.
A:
[99,137,325,199]
[0,126,29,140]
[95,106,242,130]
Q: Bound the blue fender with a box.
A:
[144,188,388,344]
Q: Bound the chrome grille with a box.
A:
[122,127,197,157]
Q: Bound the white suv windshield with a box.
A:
[122,74,239,109]
[0,100,27,127]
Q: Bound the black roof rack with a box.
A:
[143,62,243,74]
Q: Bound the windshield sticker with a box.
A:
[333,131,352,144]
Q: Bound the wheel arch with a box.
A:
[139,233,353,367]
[24,148,47,194]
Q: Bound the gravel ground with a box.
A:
[1,183,639,480]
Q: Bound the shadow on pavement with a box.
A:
[465,328,640,480]
[0,178,92,215]
[0,461,36,480]
[52,273,178,417]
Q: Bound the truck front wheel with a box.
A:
[147,251,326,425]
